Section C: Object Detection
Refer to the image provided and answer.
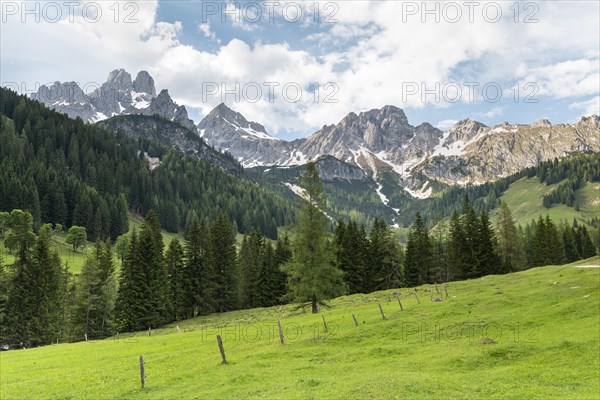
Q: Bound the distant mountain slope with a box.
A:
[1,87,298,238]
[98,115,240,173]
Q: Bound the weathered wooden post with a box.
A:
[139,355,145,388]
[148,327,151,336]
[84,333,88,342]
[395,293,403,311]
[378,303,386,320]
[352,314,359,326]
[216,335,227,364]
[277,319,284,344]
[322,315,328,332]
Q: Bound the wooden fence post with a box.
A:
[216,335,227,364]
[395,293,404,311]
[322,315,328,332]
[84,333,88,342]
[277,319,284,345]
[352,314,359,326]
[378,303,386,320]
[148,327,151,336]
[139,355,145,388]
[444,285,450,298]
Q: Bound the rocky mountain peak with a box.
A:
[133,71,156,96]
[534,119,552,127]
[447,118,487,143]
[576,114,599,128]
[106,69,133,90]
[204,103,268,134]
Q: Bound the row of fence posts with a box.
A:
[136,284,450,388]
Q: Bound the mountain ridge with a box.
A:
[29,69,600,204]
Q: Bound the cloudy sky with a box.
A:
[1,0,599,139]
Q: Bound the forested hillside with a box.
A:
[0,88,298,238]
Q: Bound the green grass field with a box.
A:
[2,257,598,399]
[498,178,599,226]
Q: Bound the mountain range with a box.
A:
[31,69,600,209]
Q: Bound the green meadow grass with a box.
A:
[2,257,598,399]
[498,178,599,226]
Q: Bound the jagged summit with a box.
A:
[30,68,191,127]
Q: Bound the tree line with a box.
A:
[0,208,293,347]
[0,164,598,349]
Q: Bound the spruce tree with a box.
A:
[208,213,238,312]
[404,212,432,286]
[73,240,117,340]
[561,223,580,263]
[282,162,345,313]
[476,210,501,275]
[461,195,481,278]
[4,218,64,348]
[447,209,465,281]
[186,218,212,317]
[166,238,186,321]
[495,202,527,272]
[116,229,149,331]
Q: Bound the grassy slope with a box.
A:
[2,257,598,399]
[497,178,599,226]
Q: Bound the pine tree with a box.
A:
[3,210,36,347]
[495,202,527,272]
[116,229,149,331]
[73,240,117,340]
[447,210,465,281]
[185,218,212,317]
[282,162,345,313]
[208,213,238,312]
[4,216,64,348]
[476,210,501,275]
[238,229,263,309]
[368,218,403,291]
[336,219,369,294]
[404,212,432,286]
[461,195,481,278]
[142,211,172,327]
[561,223,580,263]
[166,238,187,321]
[273,233,292,301]
[578,226,597,259]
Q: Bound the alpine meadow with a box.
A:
[1,1,599,399]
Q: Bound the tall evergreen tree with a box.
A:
[476,210,501,275]
[4,216,64,348]
[404,212,432,286]
[73,240,117,340]
[495,202,527,272]
[115,229,148,331]
[166,238,187,321]
[208,213,238,312]
[460,195,481,278]
[185,218,212,317]
[282,162,345,313]
[447,209,465,281]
